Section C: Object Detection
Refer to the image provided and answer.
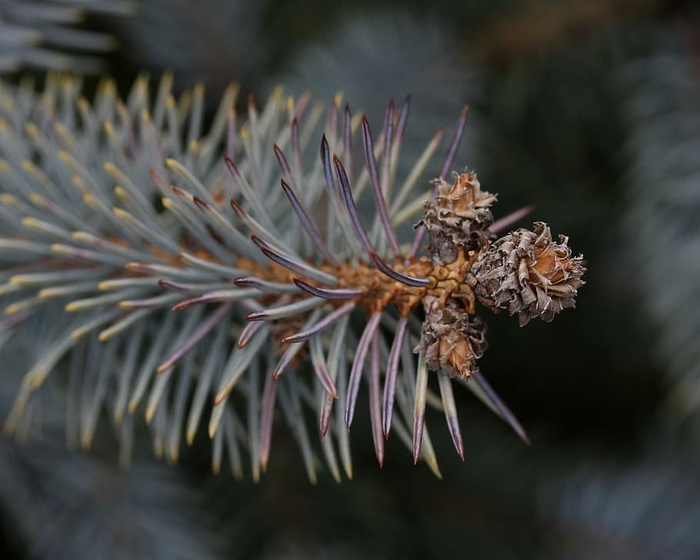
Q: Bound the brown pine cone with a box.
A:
[416,302,488,379]
[418,171,497,264]
[469,222,586,326]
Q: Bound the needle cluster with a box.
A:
[0,75,584,480]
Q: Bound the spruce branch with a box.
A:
[0,75,585,480]
[623,31,700,429]
[0,0,135,75]
[541,441,700,559]
[279,11,476,184]
[0,437,226,560]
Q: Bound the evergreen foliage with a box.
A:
[0,1,698,559]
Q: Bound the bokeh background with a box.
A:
[1,0,699,558]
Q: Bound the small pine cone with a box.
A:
[416,303,488,379]
[419,171,497,264]
[469,222,586,326]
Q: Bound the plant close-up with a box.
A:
[1,2,698,559]
[0,75,585,482]
[0,0,135,75]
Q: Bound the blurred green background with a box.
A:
[1,0,699,558]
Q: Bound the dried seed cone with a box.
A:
[469,222,586,326]
[419,171,497,264]
[417,303,488,379]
